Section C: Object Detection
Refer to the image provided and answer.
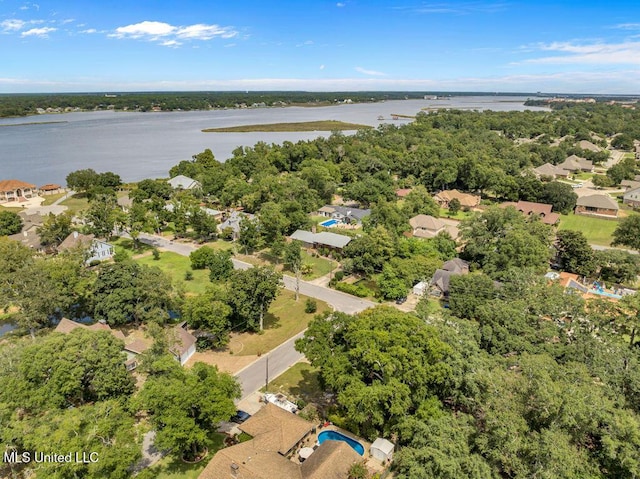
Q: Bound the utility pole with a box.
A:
[265,354,269,392]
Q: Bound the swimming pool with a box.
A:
[317,430,364,456]
[319,219,338,227]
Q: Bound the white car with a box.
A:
[572,183,584,188]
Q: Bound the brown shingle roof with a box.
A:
[58,232,95,251]
[434,189,480,208]
[0,179,36,193]
[409,214,445,232]
[395,188,413,198]
[576,194,619,210]
[240,403,314,456]
[301,440,362,479]
[54,318,126,341]
[199,440,303,479]
[39,184,61,191]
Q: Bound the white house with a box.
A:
[58,232,114,264]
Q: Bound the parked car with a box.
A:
[395,297,407,304]
[231,410,251,424]
[572,183,584,188]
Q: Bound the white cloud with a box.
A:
[21,26,55,37]
[110,20,238,46]
[614,23,640,30]
[521,40,640,65]
[401,2,508,15]
[1,19,26,31]
[79,28,97,34]
[319,64,325,70]
[355,66,386,76]
[336,2,346,6]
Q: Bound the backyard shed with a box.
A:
[413,281,428,296]
[370,438,395,462]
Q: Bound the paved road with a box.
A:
[590,243,638,255]
[132,232,376,398]
[134,232,376,314]
[235,331,306,398]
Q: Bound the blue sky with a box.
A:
[1,0,640,93]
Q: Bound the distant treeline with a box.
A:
[0,90,567,118]
[0,91,434,118]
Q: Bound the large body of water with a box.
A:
[0,96,547,186]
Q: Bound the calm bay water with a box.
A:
[0,96,546,186]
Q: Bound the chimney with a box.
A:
[230,462,239,479]
[23,231,28,237]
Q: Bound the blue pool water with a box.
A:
[317,430,365,455]
[319,219,338,227]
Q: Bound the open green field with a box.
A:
[136,251,210,295]
[41,192,67,205]
[438,207,474,221]
[262,362,323,403]
[202,120,371,133]
[238,290,329,356]
[142,433,225,479]
[558,212,618,246]
[59,195,89,214]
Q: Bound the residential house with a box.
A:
[316,205,370,225]
[54,317,126,341]
[532,163,568,179]
[621,180,640,191]
[0,179,38,203]
[433,189,480,210]
[578,140,602,153]
[167,175,201,190]
[58,232,115,263]
[217,211,256,240]
[39,184,63,195]
[395,188,413,198]
[575,194,619,218]
[199,403,362,479]
[17,211,44,233]
[501,201,560,225]
[623,186,640,208]
[123,322,197,369]
[556,155,593,174]
[429,258,470,298]
[7,230,46,252]
[201,207,224,221]
[290,230,352,250]
[408,214,459,239]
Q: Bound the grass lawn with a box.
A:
[41,192,67,205]
[59,195,89,214]
[262,362,323,403]
[237,290,329,356]
[558,212,618,246]
[438,208,473,221]
[144,433,225,479]
[300,251,336,279]
[112,236,154,256]
[136,251,211,295]
[573,172,595,181]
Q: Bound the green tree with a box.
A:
[0,210,22,236]
[238,216,260,254]
[208,249,234,281]
[37,211,73,246]
[66,168,100,194]
[402,185,440,217]
[536,181,578,214]
[555,229,596,276]
[182,292,232,347]
[137,361,240,459]
[612,215,640,251]
[189,246,216,269]
[284,240,303,300]
[228,266,282,331]
[378,264,408,300]
[85,194,120,237]
[448,197,461,216]
[258,201,289,244]
[343,225,395,276]
[595,249,640,284]
[91,262,174,325]
[296,307,451,437]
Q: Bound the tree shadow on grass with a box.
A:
[262,312,281,331]
[289,368,323,403]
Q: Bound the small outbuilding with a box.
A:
[370,438,395,462]
[413,281,428,296]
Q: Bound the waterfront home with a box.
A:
[316,205,370,225]
[54,317,126,341]
[575,194,619,218]
[433,189,480,210]
[167,175,201,190]
[58,232,115,263]
[39,184,63,195]
[0,179,38,203]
